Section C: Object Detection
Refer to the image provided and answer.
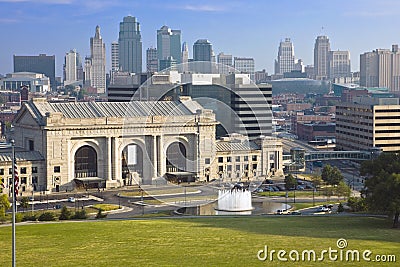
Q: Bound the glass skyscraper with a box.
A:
[118,16,142,73]
[157,25,181,71]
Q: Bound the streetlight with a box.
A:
[10,139,16,267]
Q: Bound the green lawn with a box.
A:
[0,216,399,266]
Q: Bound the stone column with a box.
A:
[159,135,165,176]
[107,137,112,181]
[152,135,158,179]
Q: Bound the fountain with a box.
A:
[215,187,254,215]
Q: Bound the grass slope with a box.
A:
[0,216,399,266]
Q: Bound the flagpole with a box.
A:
[11,139,16,267]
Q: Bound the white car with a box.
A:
[67,197,75,203]
[317,206,330,213]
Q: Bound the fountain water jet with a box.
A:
[215,188,253,215]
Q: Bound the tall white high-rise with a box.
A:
[314,36,331,80]
[360,45,400,92]
[64,49,83,85]
[217,52,233,74]
[85,25,106,94]
[275,38,295,75]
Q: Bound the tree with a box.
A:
[361,153,400,228]
[59,205,72,220]
[284,174,298,190]
[335,181,351,199]
[0,194,11,221]
[311,174,324,188]
[20,196,30,212]
[321,164,343,185]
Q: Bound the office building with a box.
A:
[64,49,83,86]
[217,52,233,74]
[336,96,400,152]
[118,16,142,73]
[314,36,330,80]
[13,54,55,90]
[234,57,255,81]
[193,39,213,73]
[146,47,158,73]
[84,26,106,94]
[181,42,189,72]
[157,25,181,69]
[275,38,295,75]
[360,45,400,92]
[328,50,351,79]
[111,42,119,73]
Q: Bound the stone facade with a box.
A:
[3,97,284,195]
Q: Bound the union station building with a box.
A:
[0,97,283,195]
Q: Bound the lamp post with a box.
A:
[11,139,16,267]
[31,183,34,216]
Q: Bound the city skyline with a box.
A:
[0,0,399,76]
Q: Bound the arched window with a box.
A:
[166,142,187,172]
[75,146,97,178]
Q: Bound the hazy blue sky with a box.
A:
[0,0,399,76]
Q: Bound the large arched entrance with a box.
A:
[166,142,187,172]
[122,144,143,185]
[75,145,97,178]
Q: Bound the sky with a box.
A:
[0,0,399,77]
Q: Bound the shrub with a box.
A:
[337,203,345,213]
[347,197,367,212]
[59,206,72,220]
[73,209,87,219]
[22,214,37,222]
[38,212,56,221]
[15,213,24,223]
[95,209,107,219]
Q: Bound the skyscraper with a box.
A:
[275,38,295,75]
[118,16,142,73]
[328,50,351,79]
[64,49,83,85]
[314,36,330,80]
[360,45,400,92]
[111,42,119,73]
[146,47,158,73]
[157,25,181,70]
[193,39,213,62]
[217,52,233,74]
[85,25,106,94]
[13,54,56,89]
[181,42,189,72]
[193,39,213,73]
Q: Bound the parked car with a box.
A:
[296,185,305,190]
[67,197,75,203]
[290,211,302,215]
[275,209,289,215]
[317,206,330,212]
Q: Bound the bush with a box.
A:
[15,213,24,223]
[73,209,87,219]
[347,197,367,212]
[22,214,37,222]
[95,209,107,219]
[337,203,345,213]
[59,206,72,220]
[38,212,56,221]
